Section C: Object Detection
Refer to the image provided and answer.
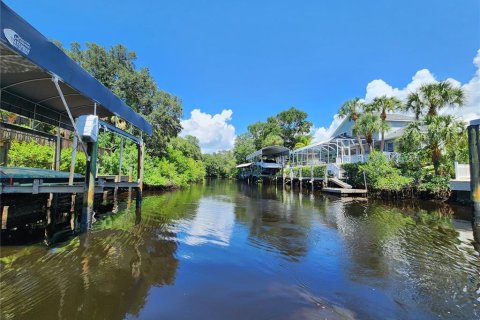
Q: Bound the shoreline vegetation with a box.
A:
[3,42,471,202]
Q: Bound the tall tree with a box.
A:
[276,107,312,149]
[338,98,366,154]
[367,96,402,152]
[247,117,282,149]
[233,133,256,164]
[404,81,464,120]
[262,134,284,147]
[60,42,183,156]
[353,113,383,152]
[248,122,268,150]
[169,135,202,160]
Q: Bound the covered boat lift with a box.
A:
[241,146,289,179]
[0,2,152,232]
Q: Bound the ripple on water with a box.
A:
[1,183,480,320]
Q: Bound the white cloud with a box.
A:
[363,50,480,122]
[312,114,343,142]
[315,49,480,141]
[365,68,437,103]
[455,49,480,122]
[180,109,236,153]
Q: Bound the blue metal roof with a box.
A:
[0,1,152,135]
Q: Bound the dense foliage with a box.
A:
[203,151,237,178]
[8,141,86,173]
[98,133,205,188]
[233,107,312,163]
[53,42,204,188]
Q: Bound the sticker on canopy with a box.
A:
[3,28,30,55]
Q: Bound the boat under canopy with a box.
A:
[236,162,253,168]
[255,162,282,169]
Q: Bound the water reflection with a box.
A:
[183,197,235,246]
[236,184,312,260]
[1,181,479,319]
[0,187,205,320]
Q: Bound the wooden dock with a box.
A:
[322,187,368,196]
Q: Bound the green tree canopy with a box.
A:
[404,81,464,120]
[233,133,256,164]
[262,134,284,147]
[169,135,202,160]
[58,42,182,157]
[366,96,401,151]
[338,97,365,154]
[353,113,383,151]
[203,150,236,178]
[398,116,467,175]
[276,107,312,149]
[247,117,282,149]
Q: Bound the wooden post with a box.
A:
[127,165,133,210]
[54,127,62,171]
[81,141,98,232]
[118,138,124,182]
[68,135,78,231]
[46,126,62,240]
[468,120,480,242]
[136,140,144,210]
[69,135,78,185]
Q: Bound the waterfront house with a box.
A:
[290,114,416,167]
[331,113,416,154]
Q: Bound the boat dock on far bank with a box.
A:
[236,144,368,196]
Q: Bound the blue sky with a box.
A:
[5,0,480,152]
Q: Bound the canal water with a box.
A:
[1,180,479,319]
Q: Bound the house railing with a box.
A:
[341,152,399,164]
[454,162,470,180]
[290,151,401,167]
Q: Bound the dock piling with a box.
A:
[81,140,98,232]
[468,120,480,242]
[135,140,144,210]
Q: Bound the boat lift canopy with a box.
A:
[246,146,290,161]
[0,2,152,135]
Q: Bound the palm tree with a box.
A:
[398,115,466,175]
[293,135,313,149]
[339,98,365,154]
[367,96,401,152]
[425,115,465,175]
[353,113,383,152]
[405,81,464,120]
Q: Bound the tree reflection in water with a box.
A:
[0,188,205,320]
[1,181,479,320]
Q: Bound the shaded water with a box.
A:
[1,181,479,319]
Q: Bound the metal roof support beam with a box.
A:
[1,77,52,90]
[98,120,140,144]
[52,76,88,158]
